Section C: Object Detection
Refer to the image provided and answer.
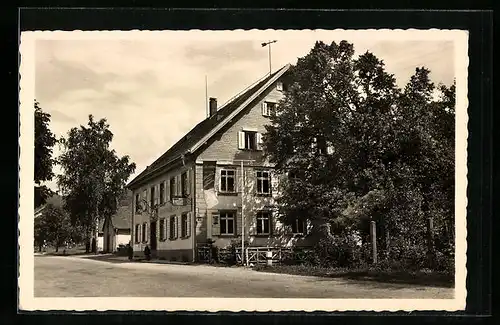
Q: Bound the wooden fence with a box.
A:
[196,245,314,265]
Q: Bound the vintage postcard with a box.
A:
[19,29,468,312]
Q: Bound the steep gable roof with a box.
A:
[35,193,64,217]
[101,191,132,231]
[127,64,291,189]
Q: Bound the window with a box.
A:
[169,216,176,239]
[159,182,165,204]
[245,131,256,150]
[220,211,235,235]
[181,214,188,237]
[135,194,141,213]
[141,223,147,242]
[317,137,327,155]
[159,218,166,241]
[170,177,176,199]
[135,224,140,243]
[277,81,284,91]
[292,218,306,234]
[220,169,236,193]
[238,131,262,150]
[181,172,188,197]
[262,101,277,117]
[150,185,156,209]
[256,211,272,235]
[256,171,271,195]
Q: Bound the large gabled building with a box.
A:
[127,64,314,262]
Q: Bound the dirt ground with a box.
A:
[34,255,454,299]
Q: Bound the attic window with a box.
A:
[277,81,284,91]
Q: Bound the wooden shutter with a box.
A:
[238,131,245,149]
[186,212,192,237]
[186,170,191,196]
[166,217,171,240]
[173,216,178,239]
[269,212,274,236]
[138,224,142,243]
[211,212,220,236]
[236,210,242,236]
[261,102,268,116]
[176,175,182,197]
[256,133,263,151]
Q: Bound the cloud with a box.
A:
[34,33,456,191]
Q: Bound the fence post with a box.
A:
[245,247,249,266]
[266,251,273,266]
[427,217,435,268]
[371,220,377,264]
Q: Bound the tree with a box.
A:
[57,115,136,253]
[263,40,455,269]
[35,101,57,207]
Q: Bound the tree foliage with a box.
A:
[57,115,136,252]
[34,101,57,207]
[34,204,78,252]
[263,41,455,270]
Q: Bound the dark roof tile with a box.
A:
[128,68,286,188]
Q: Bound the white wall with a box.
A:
[116,234,130,247]
[97,235,103,251]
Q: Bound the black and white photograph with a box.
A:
[19,29,468,311]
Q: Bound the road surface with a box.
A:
[34,255,453,298]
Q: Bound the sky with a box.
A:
[34,31,456,192]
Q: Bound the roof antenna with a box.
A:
[205,75,208,118]
[261,40,277,76]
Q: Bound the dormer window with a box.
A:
[238,130,263,151]
[262,101,277,117]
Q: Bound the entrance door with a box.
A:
[106,234,111,253]
[150,221,157,253]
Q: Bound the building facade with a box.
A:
[127,65,314,262]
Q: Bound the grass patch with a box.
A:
[42,246,90,256]
[253,264,454,288]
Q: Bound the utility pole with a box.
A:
[234,159,255,266]
[261,40,277,76]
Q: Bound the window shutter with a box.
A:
[137,225,141,243]
[187,212,192,237]
[174,216,179,239]
[236,211,242,236]
[215,167,220,192]
[269,212,274,236]
[238,131,245,149]
[163,181,167,203]
[211,212,220,236]
[176,175,182,197]
[155,184,160,206]
[256,133,263,151]
[186,170,191,196]
[261,102,268,116]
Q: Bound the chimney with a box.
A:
[209,97,217,117]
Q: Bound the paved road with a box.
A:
[35,255,453,298]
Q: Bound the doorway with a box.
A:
[150,221,157,254]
